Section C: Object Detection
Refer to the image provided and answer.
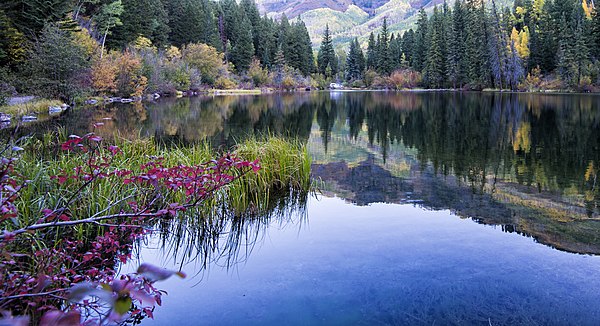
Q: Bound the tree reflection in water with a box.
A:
[147,188,310,277]
[11,91,600,254]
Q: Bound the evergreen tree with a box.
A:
[413,8,429,71]
[389,34,402,71]
[592,7,600,59]
[240,0,261,57]
[1,0,73,37]
[109,0,169,48]
[487,0,509,89]
[401,29,415,67]
[366,32,377,70]
[424,7,446,88]
[557,14,576,85]
[447,0,467,87]
[257,15,277,68]
[201,0,221,49]
[317,24,337,75]
[293,18,316,75]
[572,12,590,85]
[230,11,254,72]
[464,0,490,88]
[346,38,365,80]
[377,17,392,75]
[167,0,197,46]
[0,9,26,68]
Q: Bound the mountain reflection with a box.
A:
[29,91,600,254]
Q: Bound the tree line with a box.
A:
[2,0,600,101]
[343,0,600,91]
[0,0,322,103]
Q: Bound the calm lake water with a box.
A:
[28,92,600,324]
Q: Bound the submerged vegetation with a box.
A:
[0,132,312,324]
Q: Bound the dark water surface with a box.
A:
[39,92,600,324]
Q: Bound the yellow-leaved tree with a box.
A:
[511,27,530,59]
[91,56,118,95]
[582,0,594,19]
[182,43,226,86]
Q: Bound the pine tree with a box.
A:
[447,0,467,88]
[357,39,366,74]
[294,19,316,76]
[240,0,261,57]
[1,0,73,37]
[572,13,590,85]
[464,0,490,88]
[317,24,337,75]
[366,32,377,70]
[487,0,502,88]
[389,34,402,71]
[230,11,254,72]
[377,17,392,75]
[557,14,576,85]
[167,0,200,46]
[413,8,429,71]
[424,7,446,88]
[593,8,600,60]
[0,9,26,68]
[109,0,170,48]
[346,38,364,81]
[401,29,415,67]
[257,15,277,68]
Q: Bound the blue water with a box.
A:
[134,196,600,325]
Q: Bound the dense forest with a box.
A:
[344,0,600,90]
[0,0,317,103]
[1,0,600,104]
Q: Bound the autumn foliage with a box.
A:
[0,131,260,324]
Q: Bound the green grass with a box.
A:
[0,98,63,116]
[4,134,312,241]
[230,137,312,214]
[208,89,263,95]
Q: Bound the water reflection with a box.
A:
[19,91,600,254]
[147,188,309,275]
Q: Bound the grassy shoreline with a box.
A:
[0,98,63,116]
[6,135,312,233]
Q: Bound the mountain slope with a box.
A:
[257,0,514,49]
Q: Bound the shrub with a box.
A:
[310,73,328,90]
[351,79,365,88]
[248,58,269,87]
[363,69,378,88]
[91,57,118,95]
[115,51,147,97]
[182,43,225,86]
[519,66,542,91]
[214,76,237,89]
[282,75,296,91]
[387,69,422,90]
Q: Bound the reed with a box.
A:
[5,134,312,240]
[0,98,63,116]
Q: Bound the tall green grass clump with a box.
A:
[229,137,312,214]
[5,133,312,241]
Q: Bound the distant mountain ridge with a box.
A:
[256,0,512,49]
[256,0,434,19]
[255,0,447,48]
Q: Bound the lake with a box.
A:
[31,91,600,324]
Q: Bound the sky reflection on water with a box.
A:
[134,196,600,326]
